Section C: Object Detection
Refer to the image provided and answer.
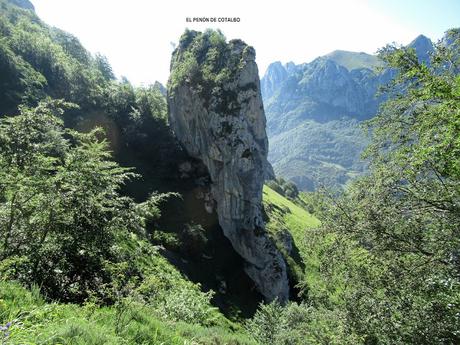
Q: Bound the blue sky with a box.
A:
[32,0,460,85]
[368,0,460,40]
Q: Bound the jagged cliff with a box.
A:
[260,35,434,191]
[167,30,288,302]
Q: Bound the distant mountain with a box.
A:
[408,34,434,63]
[6,0,34,10]
[324,50,383,71]
[153,80,167,96]
[262,36,434,191]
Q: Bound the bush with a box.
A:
[0,100,172,302]
[151,230,181,251]
[180,223,208,256]
[265,178,299,199]
[245,300,285,344]
[138,268,218,326]
[247,301,362,345]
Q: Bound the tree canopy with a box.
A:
[298,29,460,344]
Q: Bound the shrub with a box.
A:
[0,100,173,302]
[180,223,208,256]
[247,301,362,345]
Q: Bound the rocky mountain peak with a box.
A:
[261,62,288,99]
[408,34,434,63]
[285,61,297,74]
[167,30,289,302]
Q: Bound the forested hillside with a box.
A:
[0,0,259,342]
[1,0,459,344]
[0,1,320,342]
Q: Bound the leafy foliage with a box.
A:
[0,0,177,173]
[170,29,228,89]
[0,100,243,341]
[4,1,460,344]
[247,301,361,345]
[266,177,299,199]
[0,281,256,344]
[298,29,460,344]
[0,3,276,342]
[0,100,167,302]
[180,222,209,257]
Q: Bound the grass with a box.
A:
[263,185,349,303]
[263,185,320,242]
[262,185,321,285]
[0,189,327,345]
[0,234,256,344]
[325,50,383,71]
[0,281,257,345]
[0,188,333,344]
[0,280,186,344]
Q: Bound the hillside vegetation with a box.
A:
[0,1,256,342]
[1,0,460,344]
[252,29,460,344]
[0,1,321,343]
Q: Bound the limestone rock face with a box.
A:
[167,30,288,302]
[261,61,288,100]
[408,35,434,64]
[260,35,434,192]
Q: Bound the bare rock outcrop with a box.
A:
[167,30,288,302]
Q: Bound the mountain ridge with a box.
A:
[261,35,434,191]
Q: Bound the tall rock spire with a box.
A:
[167,30,289,302]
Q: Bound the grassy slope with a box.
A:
[0,189,321,345]
[262,185,321,285]
[0,281,256,345]
[263,185,320,238]
[263,186,346,303]
[325,50,383,71]
[0,282,185,344]
[0,190,320,345]
[0,234,256,345]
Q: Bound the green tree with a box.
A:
[304,29,460,344]
[247,301,361,345]
[0,100,168,302]
[94,53,115,81]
